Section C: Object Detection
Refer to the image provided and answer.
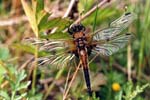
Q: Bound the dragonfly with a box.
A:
[26,12,136,96]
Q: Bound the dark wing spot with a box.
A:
[126,33,131,35]
[106,38,110,41]
[125,12,131,16]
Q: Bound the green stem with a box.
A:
[138,36,144,80]
[92,4,98,32]
[31,41,38,93]
[11,91,15,100]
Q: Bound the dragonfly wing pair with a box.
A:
[92,12,136,56]
[25,12,136,67]
[25,38,75,68]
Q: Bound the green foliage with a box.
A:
[79,0,95,12]
[114,91,123,100]
[13,43,50,57]
[0,47,10,61]
[39,32,71,40]
[82,8,119,28]
[123,82,150,100]
[27,90,43,100]
[0,48,30,100]
[80,93,100,100]
[0,67,31,100]
[21,0,71,37]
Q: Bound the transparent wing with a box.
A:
[92,33,134,56]
[92,12,136,56]
[110,12,137,30]
[25,38,75,68]
[93,27,121,40]
[25,38,70,52]
[37,53,75,68]
[93,12,136,41]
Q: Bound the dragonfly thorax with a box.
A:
[71,32,93,57]
[72,31,87,48]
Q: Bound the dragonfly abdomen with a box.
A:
[79,50,92,96]
[83,67,92,96]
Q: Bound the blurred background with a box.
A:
[0,0,150,100]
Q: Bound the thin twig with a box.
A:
[127,43,132,81]
[64,67,72,95]
[0,16,27,26]
[18,57,34,71]
[89,53,99,64]
[39,78,53,84]
[63,0,76,18]
[51,0,76,33]
[63,61,81,100]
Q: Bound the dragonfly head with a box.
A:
[68,23,85,35]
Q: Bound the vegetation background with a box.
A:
[0,0,150,100]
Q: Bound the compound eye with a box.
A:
[78,25,82,30]
[73,25,78,32]
[79,24,85,31]
[82,25,85,31]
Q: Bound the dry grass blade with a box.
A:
[63,67,72,95]
[63,61,81,100]
[0,16,27,26]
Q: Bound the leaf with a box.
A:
[36,0,44,14]
[34,0,47,24]
[27,93,43,100]
[115,91,123,100]
[38,17,61,32]
[16,70,26,83]
[0,76,4,85]
[13,43,50,57]
[15,93,27,100]
[0,47,10,60]
[37,10,51,25]
[21,0,38,37]
[40,32,71,40]
[0,63,6,85]
[16,81,31,91]
[5,74,16,90]
[13,43,35,54]
[22,0,71,37]
[55,18,72,31]
[0,90,10,100]
[0,63,7,75]
[38,12,50,31]
[39,17,71,32]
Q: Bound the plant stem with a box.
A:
[138,36,144,79]
[127,43,132,81]
[11,91,15,100]
[31,45,38,93]
[63,61,81,100]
